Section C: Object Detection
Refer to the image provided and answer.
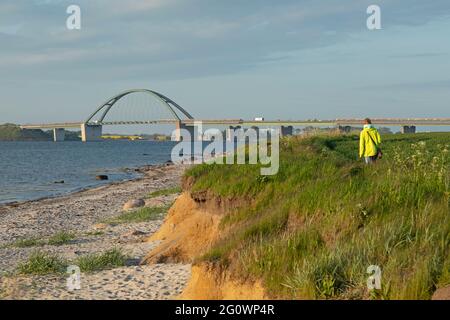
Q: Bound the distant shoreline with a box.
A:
[0,123,172,142]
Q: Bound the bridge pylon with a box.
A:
[173,121,196,142]
[53,128,66,142]
[81,124,103,142]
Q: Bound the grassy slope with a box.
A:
[185,132,450,299]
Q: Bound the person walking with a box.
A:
[359,118,382,164]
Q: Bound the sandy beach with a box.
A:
[0,163,191,300]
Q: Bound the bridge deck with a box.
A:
[20,122,85,129]
[20,118,450,130]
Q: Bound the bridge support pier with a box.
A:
[401,126,416,134]
[280,125,294,137]
[173,121,196,142]
[81,124,103,142]
[53,128,65,142]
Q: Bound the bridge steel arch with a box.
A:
[84,89,194,124]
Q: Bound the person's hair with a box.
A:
[364,118,372,124]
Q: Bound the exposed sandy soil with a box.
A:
[432,286,450,300]
[143,192,221,264]
[142,191,268,300]
[180,264,267,300]
[0,164,191,300]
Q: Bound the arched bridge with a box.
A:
[21,89,201,141]
[85,89,194,125]
[20,88,450,142]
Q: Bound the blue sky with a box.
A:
[1,0,449,133]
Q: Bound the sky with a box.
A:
[1,0,449,133]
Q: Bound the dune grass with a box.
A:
[186,132,450,299]
[104,204,171,225]
[148,186,181,198]
[11,237,45,248]
[75,248,128,273]
[17,251,66,275]
[84,230,105,237]
[17,248,129,275]
[47,231,76,246]
[10,231,76,248]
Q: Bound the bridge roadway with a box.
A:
[20,118,450,142]
[20,118,450,129]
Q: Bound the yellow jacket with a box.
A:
[359,126,381,158]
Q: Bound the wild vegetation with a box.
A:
[148,187,181,198]
[104,205,172,225]
[75,248,128,273]
[17,248,128,275]
[185,132,450,299]
[9,231,76,248]
[17,251,66,275]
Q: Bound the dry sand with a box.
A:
[0,163,191,300]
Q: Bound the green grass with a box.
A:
[75,248,128,273]
[9,231,76,248]
[104,204,171,225]
[17,251,66,275]
[186,132,450,299]
[16,248,129,275]
[11,237,45,248]
[84,230,105,237]
[47,231,76,246]
[148,186,181,198]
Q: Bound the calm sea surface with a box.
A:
[0,141,177,204]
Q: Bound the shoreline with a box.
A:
[0,162,191,300]
[0,162,184,246]
[0,164,163,208]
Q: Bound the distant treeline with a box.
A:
[139,134,171,141]
[103,133,171,141]
[0,124,81,141]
